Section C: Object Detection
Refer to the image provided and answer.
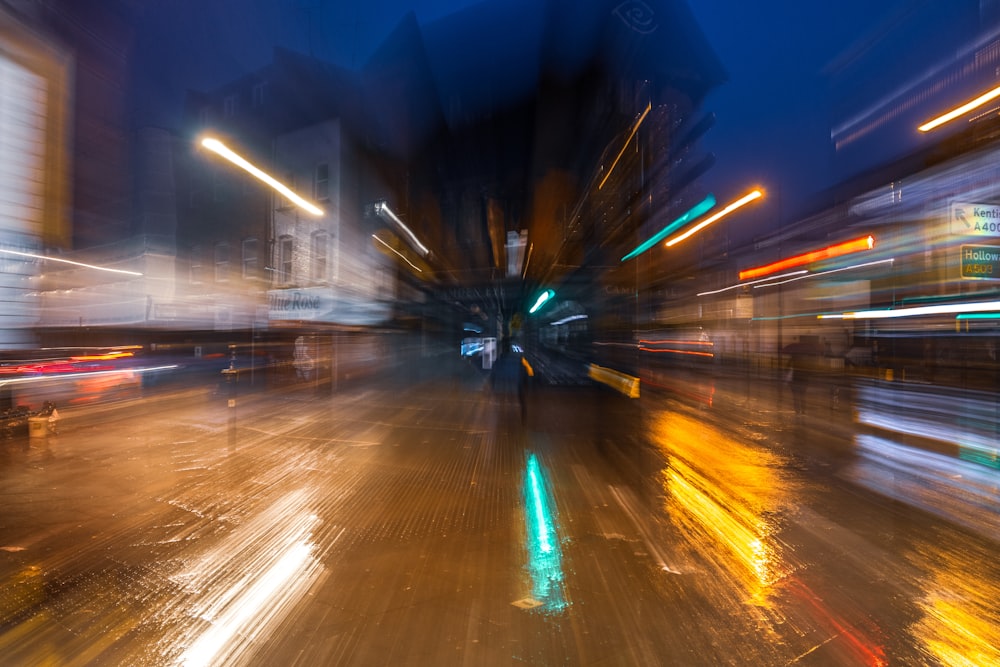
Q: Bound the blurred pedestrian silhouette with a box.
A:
[783,336,823,416]
[491,340,528,423]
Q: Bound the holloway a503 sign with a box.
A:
[960,245,1000,280]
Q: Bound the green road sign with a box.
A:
[961,244,1000,279]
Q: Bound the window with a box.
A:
[278,235,293,284]
[376,267,393,300]
[224,94,238,117]
[311,231,329,281]
[214,242,230,282]
[242,238,258,278]
[314,163,329,201]
[190,246,203,284]
[278,170,296,209]
[252,81,267,107]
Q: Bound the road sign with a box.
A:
[950,202,1000,236]
[960,244,1000,279]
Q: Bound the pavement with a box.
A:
[1,353,998,665]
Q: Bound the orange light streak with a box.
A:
[918,83,1000,132]
[739,235,874,281]
[638,339,714,346]
[665,189,763,247]
[638,347,715,357]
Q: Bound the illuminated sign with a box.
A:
[267,287,390,325]
[950,202,1000,236]
[960,245,1000,280]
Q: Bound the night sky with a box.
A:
[133,0,921,236]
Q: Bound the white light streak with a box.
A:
[830,299,1000,320]
[200,137,324,216]
[178,539,317,667]
[372,234,422,272]
[752,258,894,289]
[170,491,331,667]
[696,271,807,296]
[0,248,143,276]
[375,202,430,256]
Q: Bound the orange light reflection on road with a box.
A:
[910,539,1000,666]
[651,411,793,606]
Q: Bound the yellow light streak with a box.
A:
[0,248,143,276]
[918,83,1000,132]
[200,137,324,216]
[598,101,652,190]
[651,411,793,606]
[665,189,763,247]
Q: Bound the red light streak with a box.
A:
[639,347,714,357]
[739,235,874,281]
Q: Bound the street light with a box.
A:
[199,136,324,216]
[918,83,1000,132]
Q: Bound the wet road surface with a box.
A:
[1,355,998,665]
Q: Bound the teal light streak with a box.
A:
[522,452,567,613]
[528,459,552,553]
[620,194,716,262]
[529,289,554,314]
[956,312,1000,320]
